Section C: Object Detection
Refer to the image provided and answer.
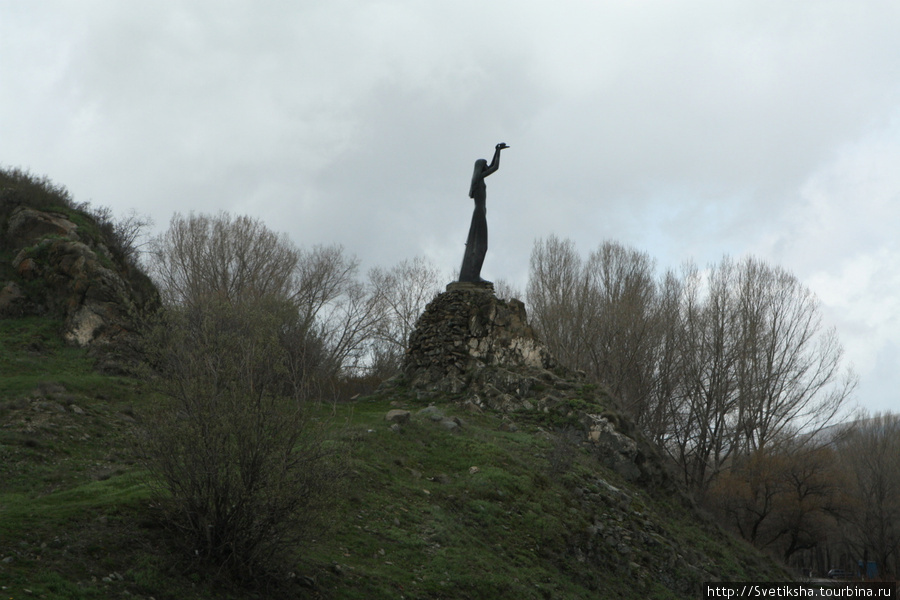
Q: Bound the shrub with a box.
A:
[140,297,345,581]
[0,167,74,213]
[81,204,153,267]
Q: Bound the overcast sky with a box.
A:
[3,1,899,414]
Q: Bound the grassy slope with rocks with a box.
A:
[0,316,788,600]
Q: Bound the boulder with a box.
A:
[417,405,445,421]
[6,206,79,248]
[385,409,411,424]
[439,418,461,431]
[0,281,24,314]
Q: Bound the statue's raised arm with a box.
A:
[459,143,508,284]
[481,143,509,179]
[468,143,508,199]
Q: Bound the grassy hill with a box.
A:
[0,314,788,599]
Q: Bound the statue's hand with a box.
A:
[496,143,509,150]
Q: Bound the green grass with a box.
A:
[0,315,787,599]
[0,317,171,598]
[290,396,785,598]
[0,317,134,395]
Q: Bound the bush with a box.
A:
[140,297,345,581]
[83,205,153,267]
[1,167,153,270]
[0,167,74,213]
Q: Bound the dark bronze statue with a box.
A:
[458,143,508,283]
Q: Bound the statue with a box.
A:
[458,143,508,283]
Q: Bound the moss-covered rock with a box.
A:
[1,178,158,372]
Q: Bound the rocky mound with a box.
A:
[403,282,554,395]
[395,282,670,487]
[0,179,158,372]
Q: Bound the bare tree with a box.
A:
[148,213,384,382]
[581,242,659,416]
[148,212,299,307]
[492,278,524,302]
[527,239,856,495]
[643,268,685,446]
[835,412,900,579]
[707,437,845,562]
[527,236,671,423]
[290,244,384,377]
[732,257,856,455]
[677,258,752,489]
[527,235,604,374]
[367,256,443,375]
[654,257,857,491]
[292,244,358,330]
[318,275,384,376]
[79,204,154,265]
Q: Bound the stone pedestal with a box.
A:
[401,286,556,408]
[445,280,494,293]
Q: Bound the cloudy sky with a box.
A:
[3,1,899,414]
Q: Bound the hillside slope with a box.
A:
[300,283,790,597]
[303,391,788,598]
[0,321,787,598]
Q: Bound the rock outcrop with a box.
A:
[1,197,158,372]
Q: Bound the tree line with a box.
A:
[147,211,446,390]
[135,210,896,579]
[527,235,898,578]
[527,235,856,490]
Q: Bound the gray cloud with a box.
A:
[3,0,900,412]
